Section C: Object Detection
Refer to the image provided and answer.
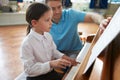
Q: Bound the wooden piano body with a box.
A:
[63,7,120,80]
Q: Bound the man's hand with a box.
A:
[99,17,112,31]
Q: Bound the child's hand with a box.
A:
[62,55,78,66]
[50,58,71,69]
[69,58,79,66]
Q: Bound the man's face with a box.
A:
[47,1,62,23]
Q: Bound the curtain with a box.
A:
[17,0,23,2]
[62,0,72,8]
[89,0,108,9]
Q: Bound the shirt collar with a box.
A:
[61,10,65,21]
[30,29,47,41]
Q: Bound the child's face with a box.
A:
[32,10,53,34]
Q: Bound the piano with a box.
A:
[62,7,120,80]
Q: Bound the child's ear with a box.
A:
[31,20,37,27]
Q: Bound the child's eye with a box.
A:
[46,18,51,22]
[45,19,49,22]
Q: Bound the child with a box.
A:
[20,2,77,80]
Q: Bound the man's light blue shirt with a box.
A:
[50,9,86,51]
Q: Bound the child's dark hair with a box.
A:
[26,2,51,35]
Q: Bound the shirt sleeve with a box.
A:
[52,41,64,59]
[68,9,86,23]
[20,40,52,77]
[47,33,64,59]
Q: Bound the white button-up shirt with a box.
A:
[20,29,64,77]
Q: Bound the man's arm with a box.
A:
[84,12,104,24]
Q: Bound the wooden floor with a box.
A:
[0,23,98,80]
[0,25,27,80]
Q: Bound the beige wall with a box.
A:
[72,2,120,17]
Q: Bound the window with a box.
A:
[71,0,90,3]
[110,0,120,2]
[108,0,120,4]
[71,0,120,3]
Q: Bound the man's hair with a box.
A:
[45,0,62,4]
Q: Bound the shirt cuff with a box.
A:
[42,61,52,73]
[56,51,64,59]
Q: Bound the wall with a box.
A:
[72,2,120,17]
[0,12,27,26]
[105,3,120,17]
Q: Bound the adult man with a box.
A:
[45,0,104,58]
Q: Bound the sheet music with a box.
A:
[84,7,120,73]
[64,42,91,80]
[76,42,91,62]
